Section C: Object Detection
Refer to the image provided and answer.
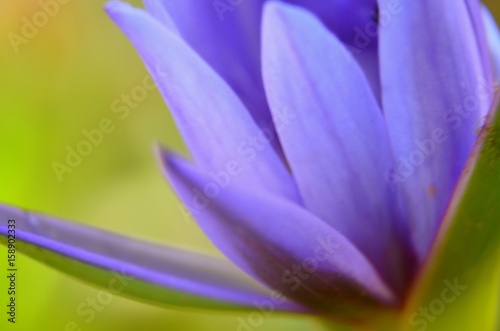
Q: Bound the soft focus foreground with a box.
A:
[0,1,499,331]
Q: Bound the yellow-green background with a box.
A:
[0,1,498,330]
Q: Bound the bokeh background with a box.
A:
[0,1,499,330]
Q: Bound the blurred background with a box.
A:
[0,1,499,330]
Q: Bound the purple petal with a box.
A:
[288,0,382,102]
[0,204,305,312]
[483,6,500,84]
[105,1,299,202]
[466,0,493,87]
[378,0,491,259]
[142,0,271,134]
[160,150,396,312]
[141,0,177,31]
[143,0,380,126]
[261,2,414,292]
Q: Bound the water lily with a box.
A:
[2,0,500,330]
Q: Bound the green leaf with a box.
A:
[401,101,500,330]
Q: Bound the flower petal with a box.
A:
[105,1,299,202]
[377,0,491,259]
[261,1,415,292]
[0,204,305,312]
[290,1,381,102]
[482,6,500,84]
[142,0,271,132]
[160,149,396,315]
[466,0,493,86]
[142,0,380,125]
[141,0,177,31]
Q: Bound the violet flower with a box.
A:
[2,0,500,329]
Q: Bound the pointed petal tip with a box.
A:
[104,0,147,28]
[104,0,128,14]
[155,145,185,177]
[263,0,298,24]
[153,142,168,165]
[263,0,321,27]
[263,0,281,14]
[263,1,313,42]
